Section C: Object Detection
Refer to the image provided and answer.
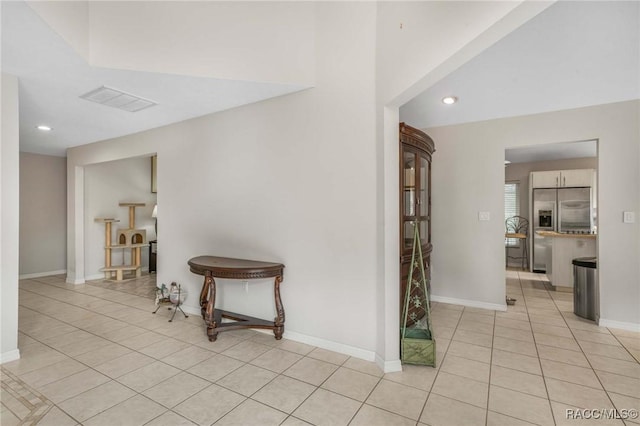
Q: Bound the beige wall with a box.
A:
[19,153,67,276]
[375,1,522,104]
[1,73,21,362]
[427,100,640,329]
[26,1,89,60]
[68,2,379,362]
[63,2,565,370]
[374,1,553,366]
[84,156,156,279]
[29,1,315,85]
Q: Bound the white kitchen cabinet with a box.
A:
[560,169,593,187]
[547,235,596,288]
[531,169,594,188]
[531,171,561,188]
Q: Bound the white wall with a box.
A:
[68,3,379,359]
[426,100,640,329]
[374,1,553,367]
[26,0,89,60]
[19,153,67,277]
[84,156,156,280]
[64,1,555,370]
[1,73,21,363]
[29,2,314,86]
[376,1,522,105]
[87,2,315,85]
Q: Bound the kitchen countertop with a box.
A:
[536,230,596,239]
[505,232,527,239]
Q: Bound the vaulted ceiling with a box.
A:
[1,1,313,156]
[400,1,639,130]
[3,1,638,159]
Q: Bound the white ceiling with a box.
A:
[3,1,638,159]
[1,1,307,157]
[505,140,597,164]
[401,1,640,139]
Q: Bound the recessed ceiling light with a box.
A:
[442,96,458,105]
[36,125,52,131]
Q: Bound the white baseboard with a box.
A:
[244,327,379,367]
[0,349,20,364]
[66,277,85,285]
[598,318,640,332]
[431,295,507,312]
[279,330,376,364]
[85,273,105,281]
[179,305,382,371]
[19,270,66,279]
[84,267,151,282]
[376,354,402,373]
[179,304,201,317]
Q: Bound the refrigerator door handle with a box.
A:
[556,176,559,187]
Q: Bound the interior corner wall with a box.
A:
[67,2,378,357]
[374,1,554,368]
[19,153,67,277]
[426,100,640,327]
[375,1,521,105]
[66,165,84,284]
[1,73,21,363]
[87,1,314,85]
[84,157,156,280]
[25,0,90,61]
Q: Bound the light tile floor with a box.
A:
[1,271,639,425]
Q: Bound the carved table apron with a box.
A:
[188,256,285,342]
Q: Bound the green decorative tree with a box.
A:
[401,222,436,366]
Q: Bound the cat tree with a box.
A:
[95,202,148,281]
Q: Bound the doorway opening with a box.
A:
[504,139,598,319]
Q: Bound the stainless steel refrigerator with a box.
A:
[532,187,592,272]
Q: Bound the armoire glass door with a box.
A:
[399,123,435,320]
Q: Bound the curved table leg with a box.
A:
[199,274,212,319]
[204,273,218,341]
[273,275,285,340]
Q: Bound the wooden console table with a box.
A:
[188,256,285,342]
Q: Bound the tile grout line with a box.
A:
[0,367,58,425]
[520,270,640,423]
[543,276,626,418]
[15,279,254,424]
[489,271,546,423]
[484,306,497,426]
[607,327,640,363]
[18,282,222,366]
[12,274,640,426]
[141,408,192,426]
[210,352,307,424]
[20,277,156,314]
[518,270,559,425]
[415,302,464,424]
[15,278,323,425]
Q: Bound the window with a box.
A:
[504,182,520,247]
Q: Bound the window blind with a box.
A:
[505,182,520,247]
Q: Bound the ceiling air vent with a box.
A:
[80,86,157,112]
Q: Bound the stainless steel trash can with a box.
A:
[573,257,598,321]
